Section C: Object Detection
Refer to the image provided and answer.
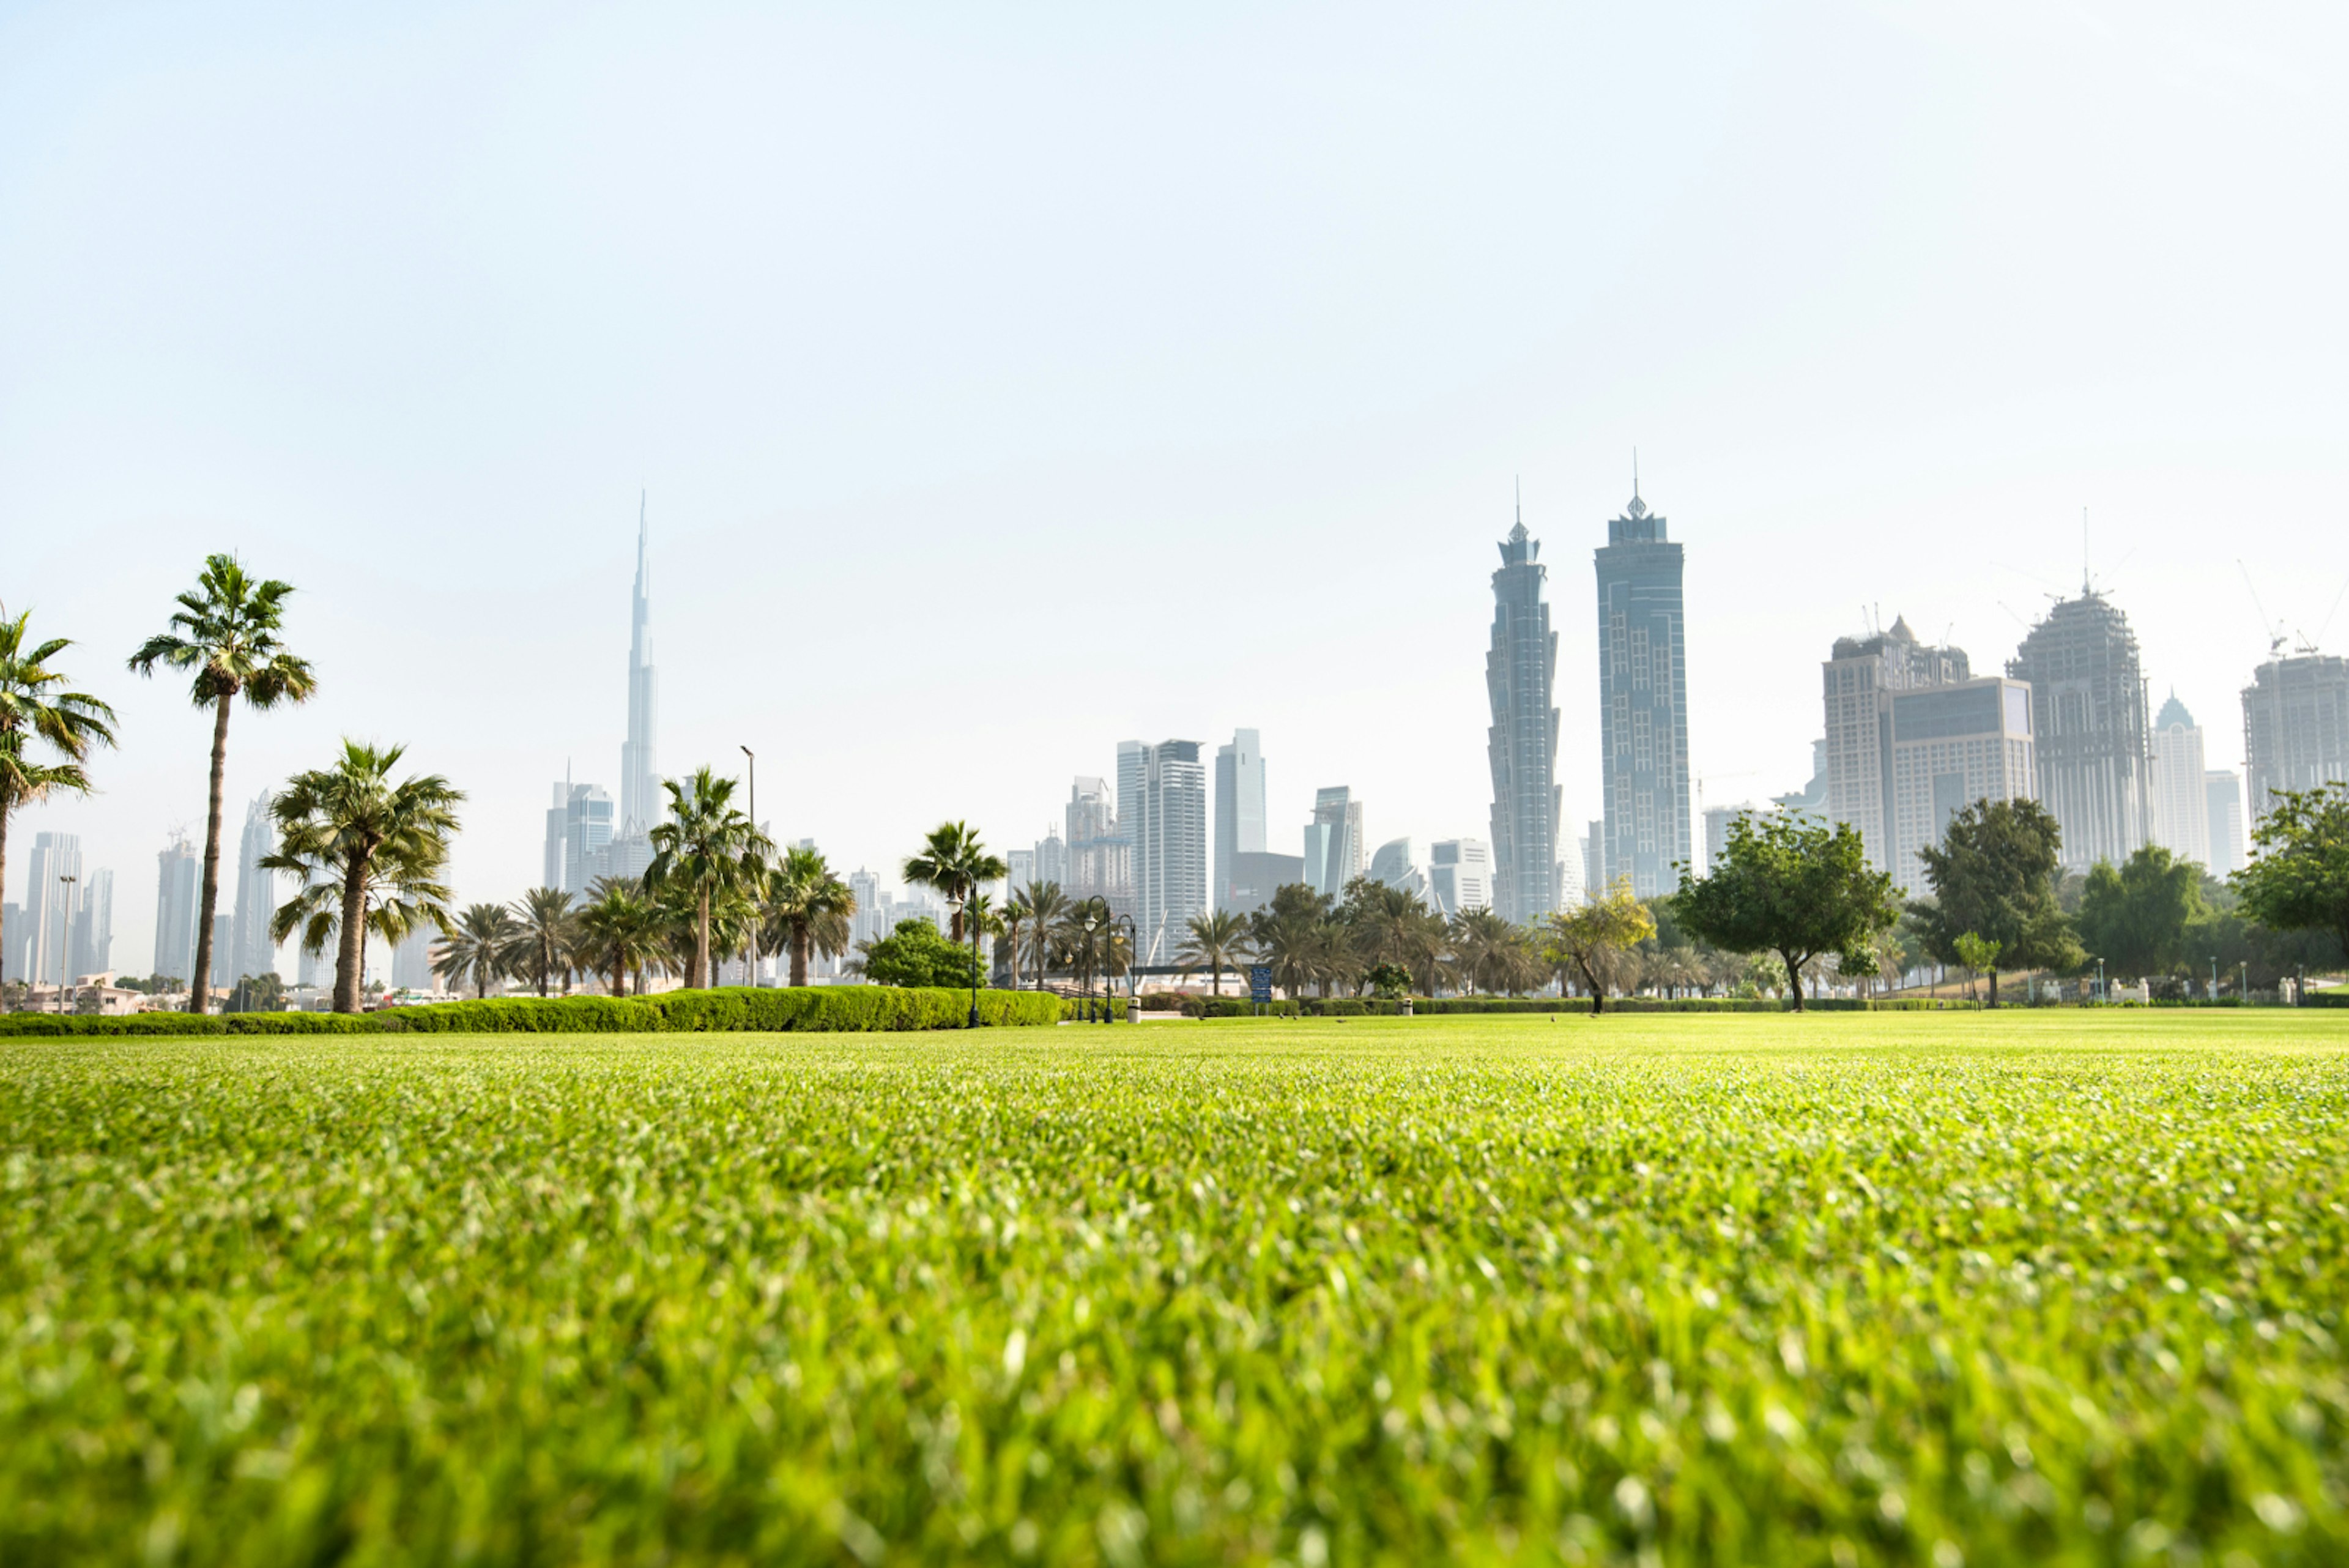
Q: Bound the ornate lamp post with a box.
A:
[1113,913,1137,1023]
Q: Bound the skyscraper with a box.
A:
[1487,499,1562,923]
[543,784,569,888]
[154,833,201,983]
[1428,838,1491,916]
[1127,739,1207,965]
[1593,479,1690,900]
[2148,693,2212,869]
[2205,770,2246,877]
[1304,786,1362,897]
[2241,653,2349,822]
[1214,729,1267,912]
[22,831,81,992]
[1064,776,1129,911]
[848,868,884,949]
[2007,588,2151,870]
[555,784,616,896]
[229,792,279,982]
[69,868,113,982]
[1368,838,1426,898]
[620,494,660,838]
[1822,616,1973,877]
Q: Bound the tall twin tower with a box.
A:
[1485,477,1690,924]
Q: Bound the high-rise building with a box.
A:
[1368,838,1425,899]
[1824,617,1973,877]
[1127,739,1207,965]
[69,868,113,982]
[1887,680,2038,893]
[1701,804,1754,879]
[1064,776,1130,910]
[229,793,279,982]
[2205,770,2246,877]
[848,868,884,949]
[210,913,234,990]
[154,834,201,984]
[2007,589,2151,870]
[1032,830,1067,890]
[1006,849,1036,895]
[1428,838,1491,916]
[1582,820,1604,904]
[2241,653,2349,822]
[1487,501,1563,923]
[1594,480,1690,899]
[1223,852,1304,916]
[21,831,82,992]
[620,494,661,839]
[544,783,616,896]
[1214,729,1267,912]
[1304,786,1362,897]
[2,901,23,987]
[2148,693,2212,869]
[391,926,436,992]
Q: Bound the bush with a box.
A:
[859,920,983,989]
[387,996,664,1033]
[0,1011,385,1037]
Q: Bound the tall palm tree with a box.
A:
[0,607,117,989]
[1013,881,1071,989]
[902,820,1008,1000]
[262,741,462,1013]
[508,886,576,997]
[762,844,857,987]
[128,556,316,1013]
[574,878,666,997]
[645,767,771,989]
[1055,896,1113,1004]
[1175,908,1253,995]
[434,902,521,1000]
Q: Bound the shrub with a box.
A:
[0,1011,385,1037]
[859,920,983,989]
[387,996,664,1033]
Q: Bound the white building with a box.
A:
[1304,786,1363,897]
[1368,838,1427,899]
[154,833,201,984]
[2205,770,2246,879]
[1428,838,1491,916]
[229,793,280,981]
[2148,693,2211,869]
[1214,729,1267,912]
[21,831,83,994]
[1126,738,1207,966]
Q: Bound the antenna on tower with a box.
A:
[2082,507,2091,595]
[1632,448,1640,502]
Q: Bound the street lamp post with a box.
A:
[56,874,78,1014]
[2210,956,2219,1001]
[1113,913,1138,1023]
[740,745,758,987]
[2093,956,2104,1005]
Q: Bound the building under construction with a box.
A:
[2006,589,2151,871]
[2243,653,2349,821]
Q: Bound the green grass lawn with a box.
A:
[4,1012,2345,1565]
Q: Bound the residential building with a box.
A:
[1594,480,1690,899]
[848,868,885,949]
[1214,729,1267,913]
[1881,679,2038,893]
[154,833,201,984]
[1006,849,1036,896]
[1428,838,1491,916]
[2241,653,2349,822]
[1126,738,1208,965]
[2148,693,2212,869]
[229,793,278,983]
[2007,589,2152,869]
[1824,617,1974,877]
[69,868,113,982]
[1304,786,1363,897]
[1488,500,1564,923]
[1223,852,1304,917]
[21,831,82,992]
[2205,770,2246,877]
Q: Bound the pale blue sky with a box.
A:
[6,1,2345,973]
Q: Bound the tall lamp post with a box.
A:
[740,745,758,987]
[55,874,78,1014]
[1113,912,1138,1024]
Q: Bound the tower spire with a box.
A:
[1633,448,1639,502]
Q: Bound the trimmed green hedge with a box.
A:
[0,986,1062,1038]
[1163,994,1962,1017]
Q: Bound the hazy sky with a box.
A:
[6,1,2346,975]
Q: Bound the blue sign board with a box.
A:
[1249,965,1272,1004]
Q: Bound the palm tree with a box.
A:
[645,767,771,989]
[434,902,521,1000]
[762,844,857,987]
[0,607,117,990]
[1012,881,1071,989]
[262,741,462,1013]
[508,886,576,997]
[574,878,666,996]
[1056,896,1113,1006]
[1176,908,1253,995]
[128,557,317,1013]
[902,820,1008,1001]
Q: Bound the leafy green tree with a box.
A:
[762,845,858,987]
[574,878,666,997]
[902,821,1008,1003]
[1176,908,1253,995]
[1909,798,2082,1008]
[0,608,118,991]
[226,972,286,1014]
[1953,932,2003,1003]
[647,767,771,990]
[434,903,521,999]
[1672,814,1900,1011]
[2232,781,2349,967]
[859,917,982,989]
[508,886,577,996]
[128,556,317,1013]
[1543,877,1657,1014]
[263,741,462,1013]
[2076,845,2205,982]
[1365,961,1412,1000]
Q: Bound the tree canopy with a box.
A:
[2077,845,2205,981]
[859,917,983,989]
[1543,877,1657,1014]
[1908,798,2082,1008]
[2232,781,2349,968]
[1671,812,1899,1011]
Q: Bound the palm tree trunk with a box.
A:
[695,891,711,989]
[188,693,234,1013]
[334,856,368,1014]
[791,927,809,988]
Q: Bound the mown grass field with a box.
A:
[4,1011,2345,1566]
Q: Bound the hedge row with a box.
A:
[0,985,1062,1038]
[1151,994,1961,1018]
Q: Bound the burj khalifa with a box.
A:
[620,493,659,837]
